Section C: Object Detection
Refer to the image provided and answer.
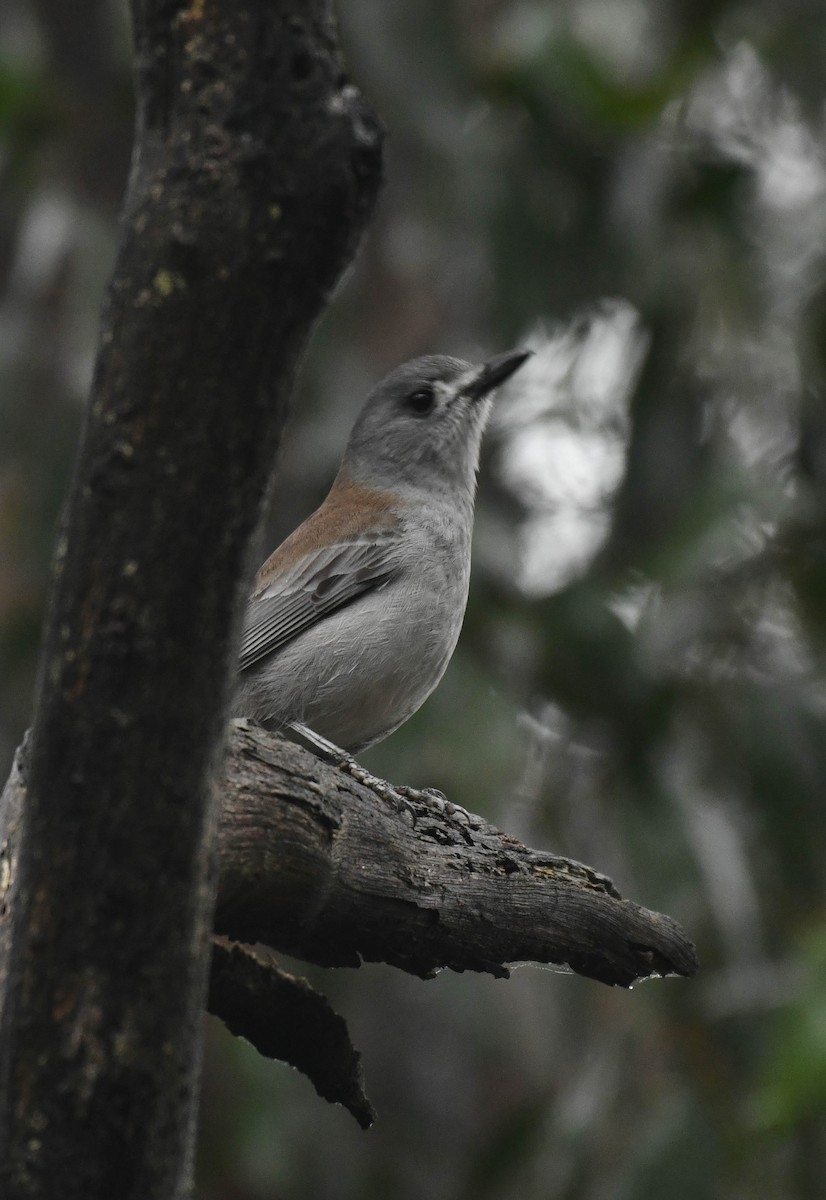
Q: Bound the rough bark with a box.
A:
[214,722,698,987]
[208,938,376,1130]
[2,722,697,1129]
[0,1,382,1196]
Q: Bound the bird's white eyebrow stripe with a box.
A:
[436,370,475,401]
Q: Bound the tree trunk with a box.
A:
[0,2,382,1196]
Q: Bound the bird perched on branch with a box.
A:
[234,350,530,763]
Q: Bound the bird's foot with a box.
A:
[395,785,472,824]
[284,722,471,824]
[341,768,474,827]
[339,758,416,813]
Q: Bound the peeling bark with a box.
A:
[208,939,375,1130]
[2,720,697,1131]
[214,722,698,988]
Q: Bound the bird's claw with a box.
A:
[395,785,472,823]
[283,722,468,824]
[337,763,473,825]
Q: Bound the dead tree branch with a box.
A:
[215,721,698,988]
[2,721,697,1128]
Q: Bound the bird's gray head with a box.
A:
[342,350,531,498]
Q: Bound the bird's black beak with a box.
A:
[463,349,532,401]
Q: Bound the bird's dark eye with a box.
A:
[405,386,436,415]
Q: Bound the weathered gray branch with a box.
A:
[210,721,697,1122]
[215,721,698,989]
[2,721,697,1129]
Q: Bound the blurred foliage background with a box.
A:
[3,0,826,1196]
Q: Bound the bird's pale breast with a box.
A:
[234,492,472,751]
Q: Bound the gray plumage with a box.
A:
[234,350,530,752]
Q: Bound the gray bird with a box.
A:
[234,350,530,755]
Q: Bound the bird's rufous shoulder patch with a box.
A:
[254,471,405,589]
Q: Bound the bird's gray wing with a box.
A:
[238,537,401,672]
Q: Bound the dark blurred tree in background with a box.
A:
[3,1,826,1197]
